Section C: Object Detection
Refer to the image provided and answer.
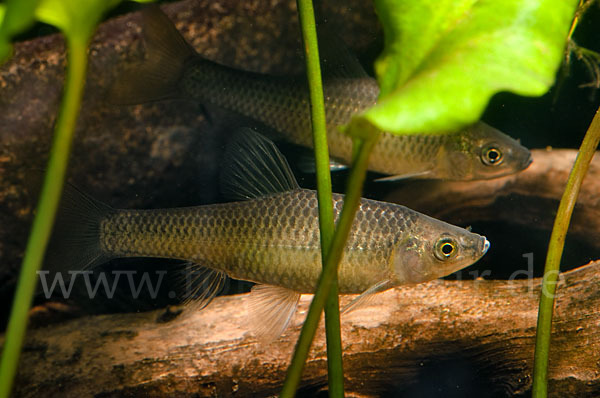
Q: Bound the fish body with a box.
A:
[49,129,490,338]
[100,189,487,294]
[113,6,532,181]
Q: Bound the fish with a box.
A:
[47,128,490,340]
[111,6,532,181]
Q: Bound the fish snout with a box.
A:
[522,151,533,169]
[480,236,491,256]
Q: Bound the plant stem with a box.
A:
[294,0,344,396]
[0,36,88,398]
[532,106,600,398]
[297,0,344,398]
[280,132,380,398]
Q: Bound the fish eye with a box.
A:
[481,146,503,166]
[434,237,458,261]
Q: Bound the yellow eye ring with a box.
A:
[481,146,503,166]
[434,237,457,260]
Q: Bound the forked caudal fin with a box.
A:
[109,5,197,104]
[42,184,115,293]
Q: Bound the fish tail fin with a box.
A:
[42,184,115,289]
[109,5,197,104]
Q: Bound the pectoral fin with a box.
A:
[297,152,349,173]
[246,284,301,342]
[342,280,392,314]
[374,171,433,182]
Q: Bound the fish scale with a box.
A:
[184,61,380,163]
[99,189,413,294]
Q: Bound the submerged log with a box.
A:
[5,261,600,397]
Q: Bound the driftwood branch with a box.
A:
[6,262,600,397]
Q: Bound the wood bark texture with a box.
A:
[5,262,600,397]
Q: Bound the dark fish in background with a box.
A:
[111,6,532,182]
[47,129,489,339]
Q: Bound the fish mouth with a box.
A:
[522,152,534,169]
[480,237,491,256]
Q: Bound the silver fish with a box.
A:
[48,129,490,339]
[112,6,532,181]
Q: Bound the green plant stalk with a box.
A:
[294,0,344,397]
[0,36,89,398]
[532,106,600,398]
[280,133,380,398]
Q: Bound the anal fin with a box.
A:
[246,284,301,342]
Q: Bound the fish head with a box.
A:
[440,122,532,180]
[391,218,490,284]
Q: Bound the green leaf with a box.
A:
[346,0,579,136]
[35,0,122,41]
[0,0,41,63]
[0,0,152,63]
[0,6,8,62]
[35,0,153,42]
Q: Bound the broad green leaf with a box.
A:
[345,0,579,136]
[35,0,154,42]
[0,5,7,62]
[0,0,41,62]
[0,0,154,62]
[35,0,121,41]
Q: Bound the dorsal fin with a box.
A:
[318,25,369,79]
[220,128,300,201]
